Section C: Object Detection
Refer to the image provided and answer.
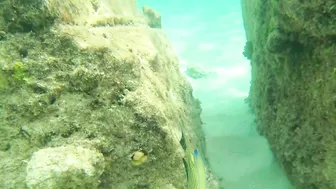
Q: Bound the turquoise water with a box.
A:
[137,0,294,188]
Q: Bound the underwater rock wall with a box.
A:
[241,0,336,188]
[0,0,211,188]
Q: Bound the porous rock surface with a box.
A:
[0,0,217,188]
[242,0,336,188]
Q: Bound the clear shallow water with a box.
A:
[137,0,294,188]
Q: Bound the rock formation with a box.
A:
[242,0,336,188]
[0,0,218,188]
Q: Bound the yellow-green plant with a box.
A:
[12,61,27,82]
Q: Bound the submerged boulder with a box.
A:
[142,6,162,29]
[242,0,336,188]
[0,0,219,188]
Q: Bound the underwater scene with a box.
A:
[0,0,335,188]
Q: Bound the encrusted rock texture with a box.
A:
[0,0,216,188]
[242,0,336,188]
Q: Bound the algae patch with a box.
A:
[0,69,7,91]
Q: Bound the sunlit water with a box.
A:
[137,0,294,188]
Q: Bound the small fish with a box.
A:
[180,129,206,189]
[185,149,206,189]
